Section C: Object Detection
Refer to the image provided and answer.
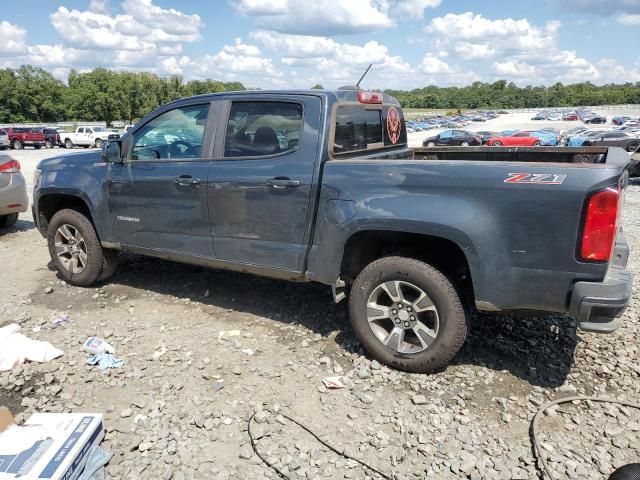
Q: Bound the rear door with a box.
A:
[437,130,453,145]
[208,95,321,271]
[107,102,215,257]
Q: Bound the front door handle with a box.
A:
[174,175,201,186]
[266,177,301,189]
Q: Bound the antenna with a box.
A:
[355,64,373,89]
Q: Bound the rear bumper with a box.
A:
[569,233,633,333]
[0,173,29,215]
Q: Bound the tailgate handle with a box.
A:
[267,177,301,189]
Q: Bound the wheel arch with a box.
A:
[36,191,97,237]
[338,229,477,308]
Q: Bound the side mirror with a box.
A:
[102,140,122,163]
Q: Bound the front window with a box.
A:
[130,104,209,161]
[224,102,303,158]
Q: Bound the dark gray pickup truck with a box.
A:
[32,89,634,372]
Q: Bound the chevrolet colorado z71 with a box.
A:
[32,89,633,372]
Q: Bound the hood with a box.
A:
[37,150,102,170]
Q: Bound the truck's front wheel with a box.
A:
[349,256,467,373]
[47,209,117,286]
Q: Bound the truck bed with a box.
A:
[412,146,621,164]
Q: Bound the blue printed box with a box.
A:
[0,413,103,480]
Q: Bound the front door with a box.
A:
[107,103,214,257]
[209,96,321,271]
[437,130,453,145]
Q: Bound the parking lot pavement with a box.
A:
[1,149,639,479]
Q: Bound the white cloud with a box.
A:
[232,0,393,35]
[233,0,288,15]
[419,54,452,74]
[0,21,27,55]
[618,13,640,24]
[493,60,536,78]
[388,0,442,20]
[89,0,111,14]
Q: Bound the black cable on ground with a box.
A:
[248,411,394,480]
[531,396,640,480]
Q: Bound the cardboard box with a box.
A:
[0,412,103,480]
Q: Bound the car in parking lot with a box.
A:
[5,127,45,149]
[0,155,28,228]
[584,114,607,124]
[486,131,542,147]
[562,112,579,121]
[581,130,640,152]
[475,131,498,144]
[31,127,61,148]
[0,129,9,150]
[422,129,482,147]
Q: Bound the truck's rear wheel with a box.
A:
[94,138,103,148]
[349,256,467,373]
[47,209,114,286]
[12,140,22,150]
[64,139,73,149]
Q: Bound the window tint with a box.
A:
[0,130,5,135]
[334,105,365,153]
[225,102,303,158]
[453,130,468,137]
[365,109,382,144]
[78,128,84,133]
[514,132,528,137]
[44,129,56,134]
[439,130,452,139]
[130,104,209,161]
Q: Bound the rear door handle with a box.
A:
[174,175,201,186]
[266,177,301,189]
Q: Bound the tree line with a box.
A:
[0,65,243,125]
[385,80,640,110]
[1,66,639,125]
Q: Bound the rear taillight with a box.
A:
[0,159,20,173]
[580,187,620,262]
[357,91,383,104]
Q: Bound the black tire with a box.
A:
[12,139,22,150]
[64,139,73,149]
[94,138,103,148]
[533,141,541,146]
[426,141,435,147]
[0,213,18,228]
[47,209,108,286]
[99,249,119,282]
[627,142,639,153]
[461,141,469,146]
[348,256,467,373]
[45,140,52,149]
[492,141,502,146]
[35,145,41,150]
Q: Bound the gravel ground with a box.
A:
[0,148,639,479]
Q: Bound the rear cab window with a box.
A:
[331,97,406,157]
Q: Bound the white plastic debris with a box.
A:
[83,337,115,355]
[322,376,346,390]
[0,323,64,371]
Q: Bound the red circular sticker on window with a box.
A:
[386,106,401,144]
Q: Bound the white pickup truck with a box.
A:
[61,126,114,149]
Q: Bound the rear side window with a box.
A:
[13,128,26,133]
[224,102,303,158]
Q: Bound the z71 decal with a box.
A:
[504,173,567,185]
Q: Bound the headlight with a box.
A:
[33,168,41,190]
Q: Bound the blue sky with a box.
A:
[1,0,639,89]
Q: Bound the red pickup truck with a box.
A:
[6,127,45,149]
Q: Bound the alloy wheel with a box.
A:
[54,224,88,274]
[366,280,440,354]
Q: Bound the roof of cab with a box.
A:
[164,89,401,107]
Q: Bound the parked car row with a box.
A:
[531,108,614,124]
[407,110,502,133]
[0,125,132,150]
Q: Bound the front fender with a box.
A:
[35,158,115,244]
